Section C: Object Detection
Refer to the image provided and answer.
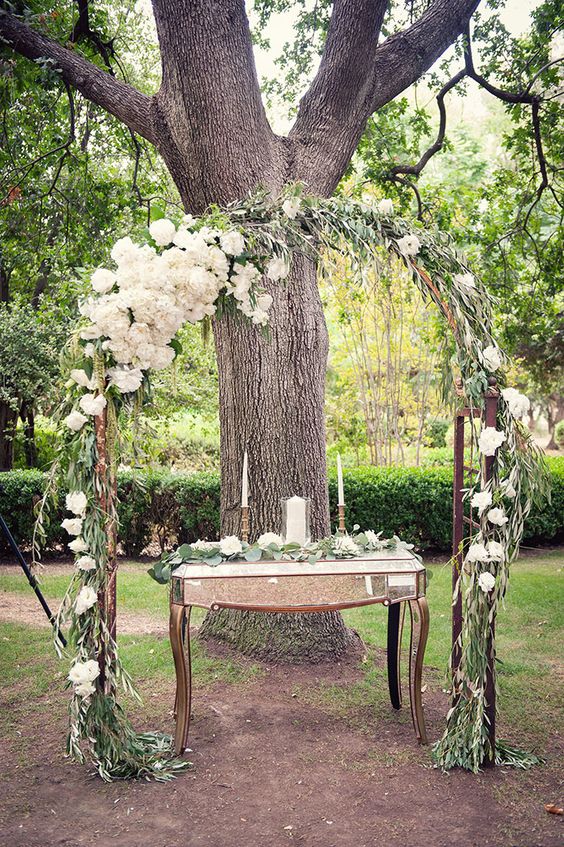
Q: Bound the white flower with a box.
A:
[107,366,144,394]
[83,343,95,358]
[75,586,98,616]
[396,234,421,257]
[69,369,97,389]
[91,269,116,294]
[470,490,492,515]
[477,571,496,593]
[61,517,83,536]
[219,536,243,556]
[377,198,394,215]
[76,555,97,572]
[79,393,107,417]
[219,230,245,256]
[478,426,506,456]
[334,535,360,558]
[487,507,508,526]
[66,491,88,516]
[65,411,88,432]
[182,213,195,227]
[282,198,301,219]
[266,257,289,281]
[149,218,176,247]
[110,236,137,265]
[191,540,218,552]
[487,541,504,562]
[481,345,502,372]
[69,659,100,697]
[68,537,88,553]
[500,479,516,499]
[454,272,475,289]
[501,387,530,419]
[256,293,273,312]
[364,529,382,547]
[250,307,269,326]
[466,542,489,563]
[257,532,284,549]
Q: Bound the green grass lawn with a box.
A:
[1,549,562,748]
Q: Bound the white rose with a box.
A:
[66,491,88,516]
[91,269,117,294]
[61,517,83,536]
[377,198,394,215]
[481,345,502,372]
[69,369,97,389]
[501,387,530,419]
[79,393,107,417]
[500,479,516,498]
[219,230,245,256]
[149,218,176,247]
[334,535,360,557]
[454,272,475,289]
[75,682,96,698]
[191,540,218,552]
[266,257,289,282]
[477,571,496,593]
[110,236,136,265]
[470,490,492,515]
[68,537,89,553]
[396,234,421,257]
[75,586,98,616]
[219,536,243,556]
[256,293,273,312]
[282,198,301,219]
[65,411,88,432]
[478,426,506,457]
[257,532,284,549]
[107,366,144,394]
[487,507,508,526]
[466,542,489,563]
[68,658,100,685]
[76,555,97,572]
[487,541,504,561]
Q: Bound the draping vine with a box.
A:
[40,186,548,779]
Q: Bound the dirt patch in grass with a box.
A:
[1,638,563,847]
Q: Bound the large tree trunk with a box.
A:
[200,247,354,659]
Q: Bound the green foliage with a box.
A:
[3,461,563,556]
[424,419,450,449]
[555,420,564,449]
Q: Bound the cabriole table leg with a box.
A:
[170,604,192,754]
[408,597,429,744]
[387,602,405,710]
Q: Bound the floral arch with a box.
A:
[41,187,547,780]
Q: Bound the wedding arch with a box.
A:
[39,187,547,780]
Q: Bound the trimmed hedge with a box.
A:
[1,458,562,555]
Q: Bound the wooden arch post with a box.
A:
[452,377,499,765]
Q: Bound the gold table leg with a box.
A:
[170,604,192,755]
[408,597,429,744]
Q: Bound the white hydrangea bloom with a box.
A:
[107,366,144,394]
[68,659,100,698]
[478,427,506,456]
[219,230,245,256]
[257,532,284,549]
[219,536,243,556]
[481,345,502,372]
[65,411,88,432]
[487,507,508,526]
[70,369,97,389]
[465,542,489,563]
[470,490,492,514]
[61,517,83,536]
[487,541,504,561]
[68,537,89,553]
[79,393,107,417]
[149,218,176,247]
[266,257,289,281]
[91,268,116,294]
[76,555,97,572]
[501,387,530,419]
[377,198,394,215]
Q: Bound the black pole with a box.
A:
[0,506,67,648]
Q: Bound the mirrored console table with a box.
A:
[169,550,429,754]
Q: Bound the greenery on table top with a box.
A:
[149,528,420,585]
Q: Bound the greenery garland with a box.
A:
[39,185,548,779]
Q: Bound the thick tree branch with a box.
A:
[0,11,156,145]
[291,0,481,193]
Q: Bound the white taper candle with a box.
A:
[337,454,345,506]
[241,450,249,507]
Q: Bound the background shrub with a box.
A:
[1,458,562,556]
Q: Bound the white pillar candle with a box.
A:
[241,451,249,507]
[285,495,307,545]
[337,454,345,506]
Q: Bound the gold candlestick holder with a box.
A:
[241,505,249,543]
[338,504,346,534]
